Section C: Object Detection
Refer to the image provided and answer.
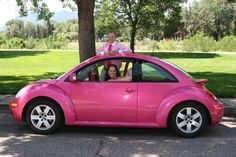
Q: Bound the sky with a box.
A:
[0,0,196,30]
[0,0,70,29]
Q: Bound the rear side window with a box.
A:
[139,61,177,82]
[161,59,193,79]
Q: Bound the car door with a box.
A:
[134,60,179,122]
[70,59,138,122]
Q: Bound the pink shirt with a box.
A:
[96,42,132,55]
[97,42,133,69]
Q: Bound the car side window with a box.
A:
[76,58,135,82]
[77,62,103,81]
[140,61,177,82]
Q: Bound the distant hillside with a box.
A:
[17,10,77,23]
[52,10,77,22]
[0,26,4,31]
[0,10,77,31]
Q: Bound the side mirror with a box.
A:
[69,73,77,82]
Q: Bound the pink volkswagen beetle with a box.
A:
[9,53,224,137]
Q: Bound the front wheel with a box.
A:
[169,103,207,137]
[26,100,62,134]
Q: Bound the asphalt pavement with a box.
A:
[1,94,236,157]
[1,94,236,116]
[1,106,236,157]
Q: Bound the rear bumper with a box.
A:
[211,100,224,125]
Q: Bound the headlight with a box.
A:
[15,88,26,98]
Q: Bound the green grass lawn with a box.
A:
[0,50,79,94]
[0,50,235,97]
[151,52,236,98]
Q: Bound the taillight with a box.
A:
[194,79,208,89]
[206,90,218,101]
[194,79,208,86]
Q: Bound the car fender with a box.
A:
[19,83,76,125]
[155,86,214,128]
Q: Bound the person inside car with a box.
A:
[105,64,132,82]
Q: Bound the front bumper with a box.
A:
[9,97,24,121]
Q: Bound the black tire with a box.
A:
[169,102,207,138]
[26,99,62,134]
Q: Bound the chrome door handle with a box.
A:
[125,88,136,93]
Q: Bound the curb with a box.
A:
[224,107,236,116]
[220,98,236,116]
[0,95,14,106]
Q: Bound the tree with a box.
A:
[116,0,183,52]
[35,23,48,39]
[54,19,78,41]
[182,0,236,40]
[77,0,96,61]
[163,6,183,39]
[95,0,119,41]
[25,22,36,39]
[16,0,54,36]
[0,34,6,47]
[16,0,96,62]
[5,19,25,39]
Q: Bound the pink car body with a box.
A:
[9,53,224,137]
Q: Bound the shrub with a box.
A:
[135,39,183,52]
[1,37,25,49]
[147,40,159,52]
[158,39,182,51]
[218,36,236,52]
[24,38,36,49]
[116,37,125,42]
[67,42,79,50]
[34,39,48,49]
[0,35,6,47]
[96,42,105,50]
[183,32,217,52]
[136,39,155,52]
[45,35,69,49]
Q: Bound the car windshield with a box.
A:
[57,57,95,80]
[56,71,69,80]
[160,59,194,79]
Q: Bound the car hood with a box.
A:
[33,79,58,85]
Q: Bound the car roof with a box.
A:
[88,53,161,63]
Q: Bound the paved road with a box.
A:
[1,107,236,157]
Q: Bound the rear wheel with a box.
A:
[26,99,61,134]
[170,102,207,137]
